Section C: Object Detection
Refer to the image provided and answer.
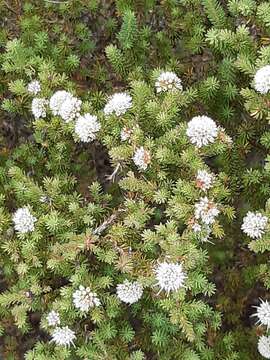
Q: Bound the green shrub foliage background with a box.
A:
[0,0,270,359]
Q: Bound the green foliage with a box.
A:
[0,0,270,359]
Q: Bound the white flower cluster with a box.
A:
[254,65,270,94]
[27,80,41,95]
[196,170,214,192]
[73,285,100,312]
[116,280,143,304]
[104,92,132,116]
[155,71,183,93]
[194,197,220,225]
[75,113,101,142]
[120,126,132,141]
[46,310,60,327]
[31,98,48,119]
[51,326,76,347]
[241,211,268,239]
[252,299,270,329]
[258,336,270,359]
[154,261,186,293]
[49,90,81,122]
[186,115,218,148]
[133,147,151,171]
[12,207,37,234]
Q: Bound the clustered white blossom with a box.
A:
[154,261,186,293]
[27,80,41,95]
[12,207,37,234]
[51,326,76,347]
[73,285,100,312]
[155,71,183,93]
[254,65,270,94]
[31,98,48,119]
[194,197,220,225]
[104,92,132,116]
[241,211,268,239]
[116,280,143,304]
[186,115,218,148]
[258,336,270,359]
[49,90,81,122]
[120,126,132,141]
[133,147,151,171]
[46,310,60,327]
[196,170,214,192]
[252,299,270,329]
[74,113,101,142]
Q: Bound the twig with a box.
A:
[93,209,124,236]
[44,0,69,4]
[106,163,121,182]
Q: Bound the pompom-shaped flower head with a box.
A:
[49,90,81,122]
[258,336,270,359]
[46,310,60,327]
[186,115,218,148]
[12,207,37,234]
[241,211,268,239]
[75,114,101,142]
[254,65,270,94]
[196,170,214,192]
[104,92,132,116]
[116,280,143,304]
[133,147,151,171]
[194,197,220,225]
[73,285,100,312]
[154,261,186,293]
[27,80,41,95]
[252,299,270,329]
[51,326,76,347]
[155,71,183,93]
[31,98,48,119]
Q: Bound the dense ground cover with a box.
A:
[0,1,270,359]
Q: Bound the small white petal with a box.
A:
[241,211,268,239]
[12,207,37,234]
[155,71,183,93]
[75,114,101,142]
[116,280,143,304]
[186,116,218,148]
[104,92,132,116]
[254,65,270,94]
[154,261,186,293]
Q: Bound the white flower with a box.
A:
[258,336,270,359]
[31,98,47,119]
[155,71,183,93]
[186,115,218,148]
[154,261,186,293]
[192,223,202,232]
[196,170,214,191]
[252,299,270,329]
[75,114,101,142]
[254,65,270,94]
[133,147,151,171]
[194,197,220,225]
[120,126,132,141]
[104,92,132,116]
[46,310,60,327]
[49,90,81,122]
[241,211,268,239]
[12,207,37,234]
[51,326,76,347]
[27,80,41,95]
[116,280,143,304]
[73,285,100,312]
